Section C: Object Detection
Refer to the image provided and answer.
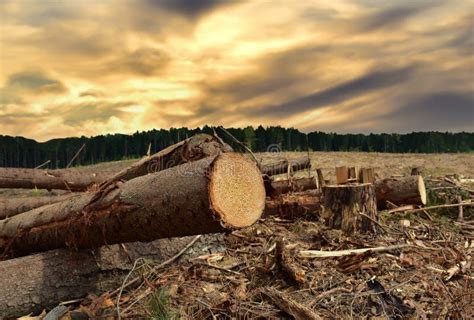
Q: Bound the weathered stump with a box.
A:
[322,183,377,233]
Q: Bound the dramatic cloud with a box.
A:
[250,65,416,118]
[0,0,472,141]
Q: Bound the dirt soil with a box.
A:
[60,211,472,319]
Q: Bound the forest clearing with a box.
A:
[0,134,472,319]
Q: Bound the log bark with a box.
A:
[269,177,317,197]
[0,194,74,219]
[0,189,321,219]
[0,153,265,258]
[98,133,232,190]
[263,191,321,219]
[0,168,110,192]
[322,184,377,233]
[374,175,426,209]
[260,157,311,176]
[0,234,225,318]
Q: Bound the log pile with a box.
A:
[0,136,443,318]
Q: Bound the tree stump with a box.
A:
[322,184,377,233]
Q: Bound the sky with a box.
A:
[0,0,473,141]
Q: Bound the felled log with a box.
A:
[0,194,74,219]
[260,157,311,176]
[269,176,317,197]
[0,153,265,257]
[0,234,225,318]
[322,184,377,233]
[374,175,426,209]
[0,168,110,192]
[99,133,232,190]
[263,190,321,219]
[0,185,318,220]
[0,134,231,192]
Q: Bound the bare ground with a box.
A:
[1,152,473,319]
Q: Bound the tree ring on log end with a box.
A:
[417,175,427,205]
[209,153,265,228]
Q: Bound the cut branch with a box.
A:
[0,153,265,257]
[0,167,110,191]
[299,244,410,258]
[261,157,311,176]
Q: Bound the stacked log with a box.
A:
[0,134,232,192]
[260,157,311,176]
[269,176,318,197]
[0,153,266,257]
[375,175,426,209]
[0,168,109,192]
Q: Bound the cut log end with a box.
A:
[209,153,265,228]
[417,175,427,205]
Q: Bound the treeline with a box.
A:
[0,126,473,168]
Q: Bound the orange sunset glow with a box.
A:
[0,0,473,141]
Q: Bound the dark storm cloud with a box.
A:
[54,101,135,126]
[358,2,440,31]
[445,15,474,55]
[6,71,67,94]
[376,92,474,132]
[146,0,228,18]
[0,71,67,105]
[79,90,104,98]
[202,45,330,107]
[249,65,416,118]
[108,47,171,76]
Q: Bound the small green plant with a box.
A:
[147,288,179,320]
[31,187,45,197]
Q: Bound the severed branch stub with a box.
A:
[276,238,305,284]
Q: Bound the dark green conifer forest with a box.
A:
[0,126,472,168]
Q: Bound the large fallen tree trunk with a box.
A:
[0,182,317,220]
[260,157,311,176]
[0,168,110,192]
[0,134,232,192]
[0,234,225,318]
[0,194,74,219]
[375,175,426,209]
[98,133,232,190]
[0,153,265,258]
